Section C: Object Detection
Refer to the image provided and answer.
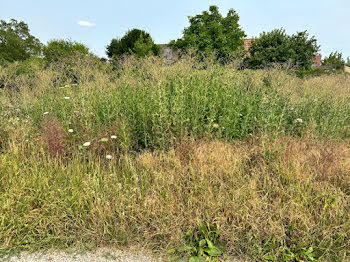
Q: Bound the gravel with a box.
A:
[3,249,162,262]
[2,249,251,262]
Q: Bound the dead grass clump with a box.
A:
[41,118,67,157]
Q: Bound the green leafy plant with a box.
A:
[43,39,90,64]
[246,29,319,69]
[169,5,246,64]
[322,52,345,70]
[169,220,226,262]
[0,19,42,63]
[252,225,317,262]
[106,29,160,59]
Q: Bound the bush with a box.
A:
[169,5,246,64]
[106,29,160,59]
[0,19,42,63]
[43,39,90,64]
[246,29,319,69]
[322,52,345,70]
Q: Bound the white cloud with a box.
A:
[77,21,96,27]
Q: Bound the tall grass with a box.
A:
[0,56,349,260]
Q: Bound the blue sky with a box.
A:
[1,0,349,59]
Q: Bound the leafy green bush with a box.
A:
[169,5,246,64]
[246,29,319,69]
[0,19,42,63]
[322,52,345,70]
[106,29,160,59]
[43,39,90,64]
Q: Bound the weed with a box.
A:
[169,220,226,262]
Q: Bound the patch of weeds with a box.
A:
[169,220,226,262]
[252,225,317,261]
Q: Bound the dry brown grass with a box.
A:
[0,137,349,260]
[41,117,67,157]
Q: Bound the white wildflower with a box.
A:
[83,142,91,147]
[64,97,70,100]
[68,129,74,133]
[43,112,49,115]
[106,154,113,160]
[213,123,219,129]
[111,135,117,139]
[295,118,303,124]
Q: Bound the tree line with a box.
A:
[0,6,348,70]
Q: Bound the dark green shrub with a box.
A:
[246,29,319,69]
[0,19,42,63]
[106,29,160,59]
[322,52,345,70]
[169,5,246,64]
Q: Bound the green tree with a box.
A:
[169,5,246,63]
[323,52,345,70]
[0,19,42,63]
[43,39,90,63]
[290,31,319,68]
[346,57,350,67]
[247,29,319,69]
[106,29,160,58]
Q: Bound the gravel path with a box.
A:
[2,249,250,262]
[3,249,162,262]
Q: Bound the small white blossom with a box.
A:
[111,135,117,139]
[295,118,303,124]
[68,129,74,133]
[83,142,91,147]
[106,154,113,160]
[64,97,71,100]
[213,123,219,129]
[43,112,49,115]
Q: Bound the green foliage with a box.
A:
[0,19,42,63]
[169,220,225,262]
[0,59,349,261]
[106,29,160,58]
[322,52,345,70]
[169,5,246,63]
[247,29,319,69]
[346,57,350,67]
[253,234,316,261]
[43,39,90,63]
[293,68,331,78]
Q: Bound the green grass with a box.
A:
[0,56,349,261]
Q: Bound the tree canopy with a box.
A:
[106,29,160,58]
[0,19,42,63]
[246,29,319,69]
[43,39,90,63]
[169,5,246,63]
[322,52,345,70]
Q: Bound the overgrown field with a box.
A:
[0,57,349,261]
